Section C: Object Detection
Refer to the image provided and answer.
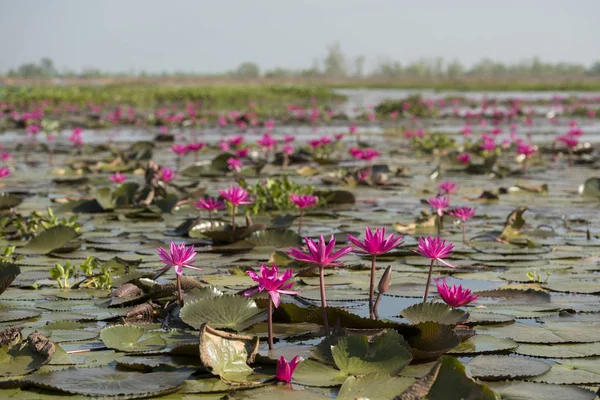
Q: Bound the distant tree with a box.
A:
[353,56,366,77]
[589,61,600,75]
[323,42,347,77]
[232,62,261,78]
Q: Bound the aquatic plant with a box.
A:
[290,193,318,234]
[219,185,253,231]
[157,242,201,306]
[449,207,476,243]
[414,236,456,302]
[436,281,478,308]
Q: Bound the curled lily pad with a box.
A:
[499,206,527,241]
[198,324,259,382]
[0,262,20,296]
[405,322,461,361]
[400,302,468,325]
[100,325,166,353]
[180,296,267,332]
[0,331,55,377]
[24,366,191,397]
[466,355,551,381]
[19,226,79,255]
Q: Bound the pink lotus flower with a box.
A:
[367,113,376,121]
[218,117,227,127]
[449,207,475,222]
[0,167,10,178]
[309,139,322,149]
[156,168,175,183]
[68,130,84,147]
[257,133,277,150]
[228,136,245,146]
[428,196,450,217]
[219,140,230,151]
[282,145,294,155]
[219,185,252,207]
[283,135,295,143]
[461,125,472,138]
[349,125,357,134]
[194,197,225,212]
[286,235,353,268]
[290,194,318,209]
[0,152,11,162]
[243,264,299,308]
[436,281,478,308]
[457,153,471,164]
[556,135,578,149]
[109,172,127,184]
[359,148,380,161]
[414,236,456,268]
[227,157,243,172]
[481,139,496,152]
[275,355,302,382]
[171,144,188,156]
[334,133,344,141]
[233,147,248,157]
[159,126,168,134]
[157,242,202,276]
[390,110,399,119]
[320,136,332,146]
[358,169,370,182]
[187,142,206,152]
[439,181,458,195]
[517,143,536,157]
[264,120,276,130]
[347,227,403,256]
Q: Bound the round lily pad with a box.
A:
[100,325,166,353]
[467,355,551,381]
[180,296,267,332]
[401,302,468,325]
[449,334,518,355]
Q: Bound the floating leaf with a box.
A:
[529,358,600,384]
[338,374,415,400]
[466,355,551,380]
[100,325,166,352]
[0,194,23,210]
[0,331,54,377]
[449,334,518,355]
[476,322,600,344]
[405,322,461,361]
[180,296,267,332]
[499,206,527,241]
[198,324,259,382]
[488,381,596,400]
[395,356,496,400]
[292,359,347,387]
[331,330,412,376]
[400,302,468,325]
[516,342,600,358]
[25,366,191,397]
[20,226,79,255]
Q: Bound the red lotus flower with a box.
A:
[0,167,10,178]
[187,142,206,152]
[286,235,353,268]
[414,236,456,268]
[457,153,471,164]
[428,196,450,217]
[155,168,175,183]
[194,197,225,212]
[157,242,202,276]
[347,226,403,256]
[290,194,318,209]
[227,157,243,173]
[109,172,126,184]
[275,355,302,382]
[439,181,458,195]
[436,281,478,308]
[219,185,252,207]
[517,143,536,157]
[449,207,475,222]
[171,144,188,156]
[243,264,299,308]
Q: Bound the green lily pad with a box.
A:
[542,280,600,294]
[180,296,267,332]
[449,334,518,355]
[0,332,54,377]
[516,342,600,358]
[338,373,415,400]
[400,302,468,325]
[488,381,597,400]
[100,325,166,352]
[20,226,79,255]
[292,359,347,387]
[476,322,600,343]
[397,356,496,400]
[405,322,461,361]
[332,330,412,376]
[529,358,600,384]
[0,194,23,210]
[198,324,259,382]
[24,366,191,397]
[466,355,551,381]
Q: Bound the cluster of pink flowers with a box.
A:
[349,147,380,161]
[68,127,84,147]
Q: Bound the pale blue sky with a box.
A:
[0,0,598,73]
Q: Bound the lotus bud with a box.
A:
[378,265,393,294]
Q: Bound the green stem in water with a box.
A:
[462,221,467,244]
[319,266,330,336]
[176,274,183,307]
[298,209,304,235]
[423,259,435,302]
[231,205,237,231]
[268,299,274,350]
[368,255,377,319]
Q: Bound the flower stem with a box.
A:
[423,259,435,302]
[368,255,377,319]
[232,205,237,231]
[298,210,304,235]
[319,266,330,336]
[268,299,274,350]
[437,214,441,236]
[462,222,467,244]
[176,274,183,307]
[209,211,213,231]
